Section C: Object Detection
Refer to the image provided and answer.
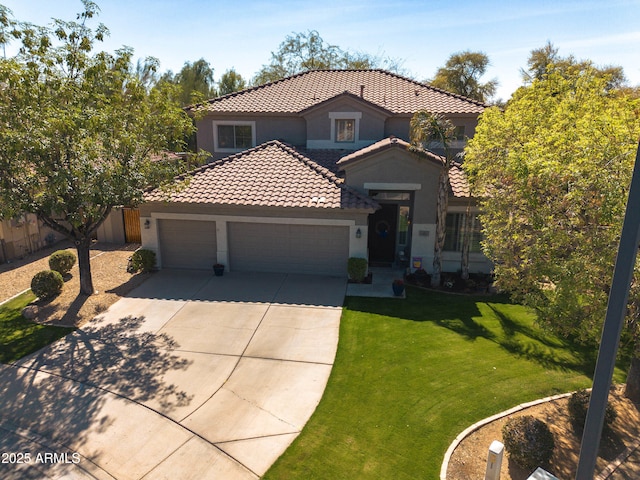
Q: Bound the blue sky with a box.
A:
[3,0,639,100]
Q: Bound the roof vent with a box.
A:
[360,85,365,98]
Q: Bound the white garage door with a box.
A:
[228,223,348,275]
[158,219,217,269]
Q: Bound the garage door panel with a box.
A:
[159,220,217,269]
[229,223,348,275]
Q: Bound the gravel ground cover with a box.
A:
[0,241,150,326]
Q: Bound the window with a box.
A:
[335,119,355,142]
[444,213,483,252]
[213,121,255,152]
[453,125,466,141]
[328,112,361,146]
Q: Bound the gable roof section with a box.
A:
[145,141,378,210]
[192,69,486,115]
[337,137,471,198]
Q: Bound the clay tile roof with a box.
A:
[145,141,379,210]
[449,161,470,198]
[191,69,486,115]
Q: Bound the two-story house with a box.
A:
[139,69,491,276]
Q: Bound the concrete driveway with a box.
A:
[0,270,346,479]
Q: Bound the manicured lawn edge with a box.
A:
[0,291,75,364]
[264,287,616,479]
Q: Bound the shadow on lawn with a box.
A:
[0,315,193,479]
[345,287,597,376]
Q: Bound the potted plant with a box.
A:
[392,278,405,296]
[213,263,225,276]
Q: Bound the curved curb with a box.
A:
[595,436,640,480]
[439,392,573,480]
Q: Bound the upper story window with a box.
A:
[336,119,355,142]
[329,112,361,145]
[213,121,256,153]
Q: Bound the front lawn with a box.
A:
[0,292,75,363]
[264,287,620,479]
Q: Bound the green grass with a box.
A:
[264,287,623,480]
[0,292,75,363]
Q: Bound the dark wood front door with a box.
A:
[368,203,398,264]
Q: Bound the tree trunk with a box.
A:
[75,238,95,295]
[431,169,449,288]
[460,198,472,281]
[625,355,640,403]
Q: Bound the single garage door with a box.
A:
[228,223,348,275]
[158,219,217,269]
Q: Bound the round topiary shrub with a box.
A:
[568,389,617,435]
[129,248,156,273]
[502,415,555,470]
[31,270,64,300]
[48,250,76,276]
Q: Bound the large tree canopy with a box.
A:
[160,58,216,106]
[252,30,405,86]
[0,1,196,295]
[429,51,497,103]
[464,63,640,396]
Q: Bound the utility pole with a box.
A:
[575,142,640,479]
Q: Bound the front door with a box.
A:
[368,203,398,264]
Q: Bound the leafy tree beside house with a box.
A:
[0,1,196,296]
[464,52,640,399]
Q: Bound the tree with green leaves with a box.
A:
[430,51,497,103]
[521,41,626,90]
[161,58,216,106]
[218,68,246,96]
[0,1,196,296]
[252,30,405,85]
[464,63,640,399]
[410,111,456,288]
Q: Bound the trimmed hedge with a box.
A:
[502,415,555,470]
[31,270,64,300]
[49,250,76,275]
[347,257,368,282]
[129,249,156,273]
[568,389,617,435]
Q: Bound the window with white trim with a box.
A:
[213,121,255,152]
[336,119,355,142]
[329,112,361,145]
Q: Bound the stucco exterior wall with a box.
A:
[0,215,60,263]
[341,149,440,224]
[303,97,388,149]
[196,114,306,160]
[96,208,126,244]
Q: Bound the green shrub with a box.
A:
[347,257,368,282]
[48,250,76,275]
[129,249,156,273]
[31,270,64,300]
[502,415,555,470]
[568,389,617,435]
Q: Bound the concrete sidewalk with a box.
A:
[0,270,346,479]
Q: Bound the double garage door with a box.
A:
[158,220,348,276]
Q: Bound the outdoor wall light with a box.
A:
[356,228,362,239]
[144,219,151,229]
